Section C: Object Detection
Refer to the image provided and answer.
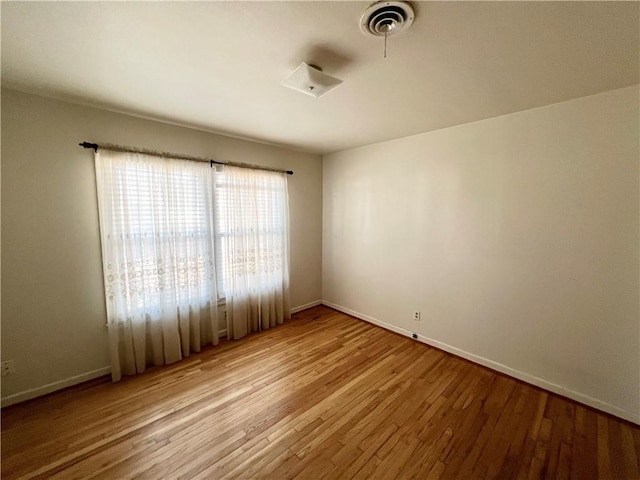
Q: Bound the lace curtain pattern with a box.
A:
[95,150,219,381]
[215,166,291,340]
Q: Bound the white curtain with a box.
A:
[95,150,219,381]
[215,166,290,339]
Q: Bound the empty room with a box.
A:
[1,1,639,478]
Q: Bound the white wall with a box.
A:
[323,85,640,423]
[1,88,323,403]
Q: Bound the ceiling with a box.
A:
[2,1,638,155]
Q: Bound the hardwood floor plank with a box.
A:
[2,306,638,479]
[335,423,398,479]
[597,414,614,478]
[620,422,640,478]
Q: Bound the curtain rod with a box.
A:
[79,142,293,175]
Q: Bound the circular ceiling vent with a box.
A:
[360,1,415,38]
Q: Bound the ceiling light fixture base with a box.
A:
[281,62,343,98]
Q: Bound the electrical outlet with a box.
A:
[413,311,421,321]
[1,360,16,376]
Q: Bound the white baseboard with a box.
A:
[1,366,111,408]
[291,300,322,314]
[322,300,639,425]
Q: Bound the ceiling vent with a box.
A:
[360,1,415,38]
[281,62,343,98]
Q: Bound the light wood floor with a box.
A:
[2,306,639,479]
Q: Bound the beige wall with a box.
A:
[323,86,640,423]
[1,88,323,403]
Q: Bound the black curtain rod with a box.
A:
[78,142,294,175]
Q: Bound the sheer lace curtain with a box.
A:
[215,166,290,340]
[95,150,219,381]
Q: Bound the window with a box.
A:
[213,166,288,300]
[96,151,216,318]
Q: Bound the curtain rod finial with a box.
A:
[79,142,99,152]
